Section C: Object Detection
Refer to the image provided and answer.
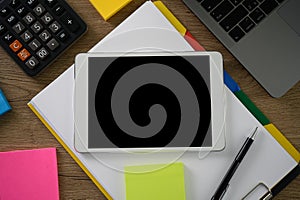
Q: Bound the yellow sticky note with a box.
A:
[125,162,186,200]
[89,0,132,21]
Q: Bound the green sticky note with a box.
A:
[125,162,186,200]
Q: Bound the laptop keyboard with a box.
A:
[197,0,286,42]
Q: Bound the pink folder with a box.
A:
[0,148,59,200]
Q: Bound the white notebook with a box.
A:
[28,1,299,199]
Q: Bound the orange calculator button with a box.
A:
[9,40,23,52]
[17,48,31,61]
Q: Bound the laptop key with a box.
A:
[229,26,245,42]
[239,17,255,32]
[220,5,248,32]
[260,0,278,15]
[276,0,285,3]
[249,7,265,23]
[201,0,222,12]
[211,0,234,22]
[229,0,243,6]
[242,0,259,11]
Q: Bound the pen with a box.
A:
[211,127,259,200]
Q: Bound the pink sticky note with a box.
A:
[0,148,59,200]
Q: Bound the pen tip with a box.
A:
[250,127,259,140]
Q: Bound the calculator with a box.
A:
[0,0,87,76]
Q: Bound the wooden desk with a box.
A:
[0,0,299,199]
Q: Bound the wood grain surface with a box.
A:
[0,0,299,199]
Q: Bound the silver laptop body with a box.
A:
[183,0,300,97]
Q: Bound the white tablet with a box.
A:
[74,51,225,152]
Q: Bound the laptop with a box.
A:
[183,0,300,97]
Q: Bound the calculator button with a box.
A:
[16,6,27,17]
[33,4,46,16]
[31,21,44,33]
[53,5,65,16]
[41,12,53,25]
[39,30,51,42]
[28,39,41,51]
[57,30,69,42]
[36,47,49,60]
[25,56,39,69]
[45,0,58,8]
[17,48,31,61]
[13,22,25,34]
[3,32,15,44]
[61,13,79,32]
[49,21,61,33]
[9,39,23,52]
[21,30,33,43]
[6,15,18,26]
[47,38,59,50]
[0,7,10,17]
[10,0,20,8]
[23,13,36,25]
[25,0,38,8]
[0,24,7,35]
